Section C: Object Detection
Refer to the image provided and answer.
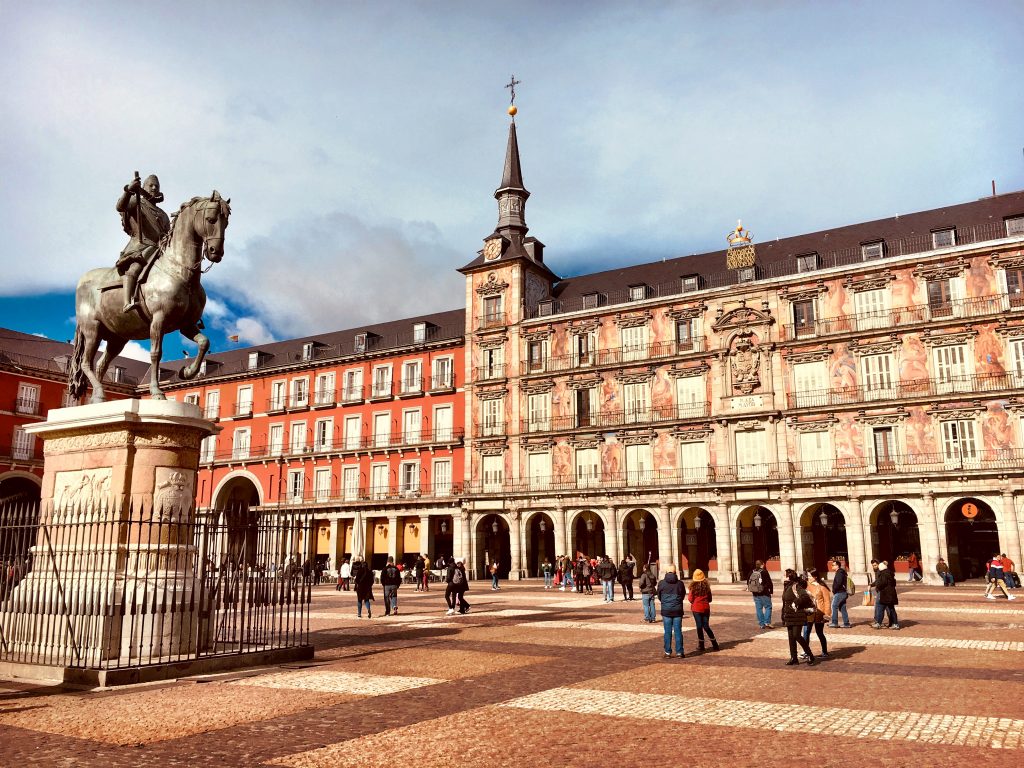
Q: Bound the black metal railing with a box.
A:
[0,501,311,670]
[200,428,465,463]
[519,402,710,433]
[788,371,1024,410]
[283,481,465,505]
[520,338,707,376]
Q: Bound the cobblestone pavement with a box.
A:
[1,580,1023,766]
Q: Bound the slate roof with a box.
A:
[0,328,150,385]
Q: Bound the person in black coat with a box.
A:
[618,559,635,601]
[781,569,816,666]
[352,558,375,618]
[656,565,687,658]
[829,559,851,628]
[872,561,900,629]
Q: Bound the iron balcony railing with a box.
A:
[398,377,424,396]
[203,405,220,420]
[475,364,507,381]
[520,402,710,434]
[369,382,393,399]
[282,481,465,505]
[233,401,254,418]
[429,373,456,391]
[463,448,1024,495]
[201,428,465,463]
[14,398,41,416]
[787,371,1024,410]
[340,386,364,404]
[524,220,1012,319]
[312,389,336,407]
[474,422,506,438]
[781,293,1016,341]
[476,313,507,330]
[520,338,707,376]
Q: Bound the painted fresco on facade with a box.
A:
[982,402,1014,452]
[833,413,865,464]
[654,431,677,472]
[900,334,929,382]
[904,407,933,457]
[652,368,673,410]
[830,342,858,390]
[966,256,999,298]
[975,324,1007,377]
[552,439,573,479]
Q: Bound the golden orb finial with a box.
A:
[508,104,518,116]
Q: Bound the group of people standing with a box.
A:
[655,565,719,658]
[545,554,642,602]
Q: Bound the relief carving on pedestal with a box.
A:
[154,467,195,523]
[54,468,113,519]
[44,430,132,456]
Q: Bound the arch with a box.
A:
[799,503,848,575]
[571,509,605,557]
[0,471,42,504]
[475,513,511,580]
[869,500,921,573]
[678,506,717,578]
[622,508,658,563]
[212,471,264,508]
[943,497,1000,580]
[736,505,780,578]
[524,510,556,577]
[566,507,609,531]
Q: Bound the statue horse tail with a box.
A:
[67,325,89,401]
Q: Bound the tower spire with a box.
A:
[493,115,529,243]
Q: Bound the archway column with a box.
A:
[458,510,471,573]
[715,502,736,582]
[778,498,798,570]
[329,518,342,572]
[844,496,868,579]
[1000,489,1023,572]
[919,492,942,585]
[604,506,619,560]
[657,503,672,568]
[387,515,400,561]
[554,505,567,559]
[509,509,523,580]
[419,514,434,559]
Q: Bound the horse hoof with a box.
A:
[152,393,167,401]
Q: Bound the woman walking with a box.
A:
[802,568,831,659]
[455,558,471,614]
[782,569,816,666]
[687,569,719,652]
[352,557,375,619]
[639,562,658,623]
[656,564,686,658]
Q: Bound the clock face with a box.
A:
[484,240,502,261]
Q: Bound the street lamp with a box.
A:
[492,519,499,534]
[638,513,646,531]
[819,509,829,528]
[889,505,899,526]
[694,513,702,531]
[539,518,547,533]
[753,510,763,529]
[586,513,595,532]
[440,519,448,534]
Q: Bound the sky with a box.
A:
[2,1,1023,363]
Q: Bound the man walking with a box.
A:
[422,554,431,591]
[872,561,900,629]
[414,555,425,591]
[445,557,461,615]
[747,559,773,629]
[639,562,658,623]
[828,558,852,628]
[598,555,617,602]
[381,556,402,616]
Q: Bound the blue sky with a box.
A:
[2,1,1023,362]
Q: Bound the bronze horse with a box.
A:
[68,192,231,403]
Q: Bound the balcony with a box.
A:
[781,294,1012,341]
[341,386,364,405]
[232,401,253,418]
[312,389,336,408]
[205,428,466,464]
[475,364,506,382]
[203,405,220,420]
[369,382,393,401]
[14,398,40,416]
[787,371,1023,410]
[520,338,706,376]
[267,396,287,414]
[463,448,1024,495]
[285,480,465,505]
[474,422,506,438]
[519,402,710,434]
[287,396,309,412]
[476,313,506,331]
[397,377,424,397]
[429,373,456,393]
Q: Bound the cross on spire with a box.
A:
[505,74,521,105]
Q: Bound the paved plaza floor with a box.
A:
[1,579,1022,766]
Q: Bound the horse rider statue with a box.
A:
[116,172,170,313]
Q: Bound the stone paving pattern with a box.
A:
[1,580,1022,766]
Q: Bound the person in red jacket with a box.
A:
[687,569,719,653]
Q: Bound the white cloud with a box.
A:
[230,316,276,346]
[98,339,151,362]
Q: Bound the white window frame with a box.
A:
[575,447,600,488]
[373,412,391,448]
[681,276,699,293]
[676,375,705,418]
[314,418,333,451]
[482,347,504,379]
[372,365,392,398]
[794,360,829,408]
[270,380,287,410]
[290,377,309,408]
[527,392,551,432]
[290,421,307,453]
[736,266,756,283]
[431,356,454,389]
[236,385,253,417]
[12,427,34,460]
[183,392,200,406]
[735,429,769,480]
[860,353,895,401]
[573,331,596,367]
[798,430,833,477]
[204,390,220,419]
[1006,216,1024,237]
[527,451,552,489]
[931,228,956,249]
[314,372,335,406]
[621,325,648,363]
[625,442,653,485]
[854,288,890,331]
[314,468,332,501]
[678,439,709,483]
[622,381,650,424]
[941,419,979,467]
[861,241,884,260]
[343,415,361,450]
[433,404,454,442]
[342,465,360,501]
[16,383,40,415]
[413,322,427,343]
[401,360,422,394]
[370,463,389,499]
[342,368,363,402]
[287,469,304,503]
[932,344,971,394]
[402,408,422,444]
[482,454,504,492]
[399,461,421,495]
[232,427,251,460]
[432,458,452,496]
[269,423,284,456]
[481,398,503,437]
[199,434,216,463]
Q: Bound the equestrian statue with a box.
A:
[68,171,231,403]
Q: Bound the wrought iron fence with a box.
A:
[0,501,312,670]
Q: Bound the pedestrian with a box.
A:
[906,552,923,582]
[872,561,901,628]
[542,557,553,588]
[984,553,1015,600]
[639,562,658,623]
[936,556,955,587]
[1001,554,1019,589]
[576,556,592,595]
[866,559,879,606]
[828,558,852,628]
[803,568,831,659]
[618,558,635,601]
[422,554,432,591]
[747,559,774,629]
[352,557,374,618]
[598,554,617,602]
[414,555,425,591]
[381,556,402,616]
[781,569,816,666]
[489,562,500,591]
[455,557,471,614]
[339,557,352,593]
[562,556,574,591]
[656,564,686,658]
[687,569,719,652]
[445,557,461,615]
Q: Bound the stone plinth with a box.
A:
[10,400,219,667]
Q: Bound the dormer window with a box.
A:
[413,322,426,343]
[861,241,884,260]
[582,292,600,310]
[538,300,553,317]
[796,253,819,273]
[354,333,367,354]
[302,342,314,361]
[681,275,700,293]
[628,284,648,302]
[113,366,126,383]
[736,266,756,284]
[1005,215,1024,237]
[247,352,260,370]
[931,228,956,249]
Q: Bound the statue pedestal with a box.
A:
[11,400,218,667]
